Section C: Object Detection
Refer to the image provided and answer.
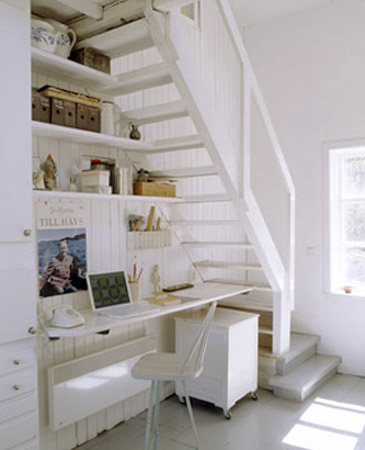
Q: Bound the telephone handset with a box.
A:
[49,305,85,328]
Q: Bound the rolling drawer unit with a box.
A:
[174,307,258,418]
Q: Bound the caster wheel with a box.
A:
[223,410,231,420]
[178,396,186,405]
[250,392,258,401]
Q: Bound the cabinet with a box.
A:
[0,0,38,448]
[175,307,258,417]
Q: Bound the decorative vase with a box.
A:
[129,123,141,140]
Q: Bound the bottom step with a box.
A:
[269,355,341,402]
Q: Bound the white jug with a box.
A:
[31,19,58,54]
[46,19,77,58]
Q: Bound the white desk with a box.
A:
[46,282,251,338]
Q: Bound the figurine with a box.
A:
[151,264,161,294]
[129,122,141,140]
[41,154,58,190]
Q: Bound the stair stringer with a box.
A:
[143,3,291,355]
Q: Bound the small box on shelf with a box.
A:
[127,230,172,250]
[133,182,176,198]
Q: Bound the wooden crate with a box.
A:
[133,182,176,198]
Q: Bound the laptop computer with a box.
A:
[87,270,160,319]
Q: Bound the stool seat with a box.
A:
[132,352,203,381]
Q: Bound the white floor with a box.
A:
[78,374,365,450]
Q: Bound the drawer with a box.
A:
[0,391,36,424]
[0,411,37,450]
[0,368,36,403]
[0,343,35,376]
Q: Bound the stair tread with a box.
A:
[194,260,263,270]
[101,62,172,95]
[122,100,187,125]
[149,165,216,179]
[74,20,154,58]
[207,278,272,291]
[178,194,231,203]
[170,219,240,225]
[182,241,253,247]
[150,135,203,153]
[270,355,341,391]
[279,333,321,366]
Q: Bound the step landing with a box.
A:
[276,332,320,376]
[269,355,341,402]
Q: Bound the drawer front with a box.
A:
[0,412,37,450]
[0,343,35,376]
[0,391,36,424]
[0,368,36,403]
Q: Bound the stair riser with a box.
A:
[273,365,338,402]
[276,344,318,376]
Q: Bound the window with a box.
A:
[329,146,365,295]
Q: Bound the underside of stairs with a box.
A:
[64,0,295,358]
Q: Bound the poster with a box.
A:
[36,198,88,297]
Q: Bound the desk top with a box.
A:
[45,282,251,338]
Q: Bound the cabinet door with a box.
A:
[0,0,32,243]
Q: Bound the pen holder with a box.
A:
[128,281,140,303]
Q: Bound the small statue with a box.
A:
[151,264,161,294]
[41,154,58,190]
[129,122,141,140]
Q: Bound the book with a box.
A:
[147,293,181,306]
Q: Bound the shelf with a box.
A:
[32,121,154,151]
[31,48,113,91]
[33,190,180,203]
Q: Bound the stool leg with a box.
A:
[145,380,156,450]
[152,380,161,450]
[182,380,200,450]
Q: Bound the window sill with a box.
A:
[326,290,365,300]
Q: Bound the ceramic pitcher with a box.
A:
[31,19,58,53]
[46,19,77,58]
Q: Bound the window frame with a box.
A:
[324,139,365,298]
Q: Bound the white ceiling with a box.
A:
[228,0,330,27]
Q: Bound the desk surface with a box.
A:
[46,282,251,338]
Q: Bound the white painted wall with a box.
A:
[243,0,365,375]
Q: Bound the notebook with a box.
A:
[87,271,160,319]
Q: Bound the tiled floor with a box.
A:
[79,374,365,450]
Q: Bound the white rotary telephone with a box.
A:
[49,305,85,328]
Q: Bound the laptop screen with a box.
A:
[87,271,131,310]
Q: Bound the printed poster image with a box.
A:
[38,228,87,297]
[36,197,89,298]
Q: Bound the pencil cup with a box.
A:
[129,281,140,302]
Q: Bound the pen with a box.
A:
[137,267,143,281]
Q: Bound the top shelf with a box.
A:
[31,47,114,92]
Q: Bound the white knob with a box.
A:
[28,327,37,335]
[13,360,21,366]
[23,229,32,237]
[12,384,20,391]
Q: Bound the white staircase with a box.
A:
[86,0,295,358]
[269,333,341,401]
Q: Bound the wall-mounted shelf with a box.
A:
[33,190,180,203]
[32,121,154,152]
[127,230,172,250]
[32,47,113,91]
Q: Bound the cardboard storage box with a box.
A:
[71,47,110,74]
[51,98,65,126]
[82,170,110,187]
[133,182,176,198]
[64,100,76,128]
[77,104,100,132]
[32,90,50,123]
